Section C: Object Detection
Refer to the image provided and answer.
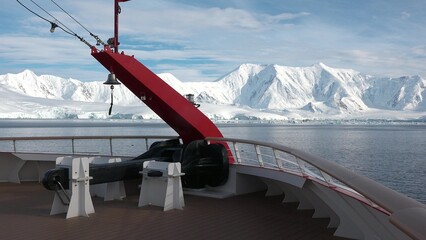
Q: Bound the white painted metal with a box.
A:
[89,157,126,201]
[254,145,264,167]
[0,135,178,156]
[50,156,95,219]
[232,142,242,163]
[9,157,26,183]
[0,153,60,183]
[139,161,185,211]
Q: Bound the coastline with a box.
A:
[0,118,425,128]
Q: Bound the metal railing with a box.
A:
[0,135,424,239]
[212,137,356,191]
[0,135,179,157]
[206,137,426,240]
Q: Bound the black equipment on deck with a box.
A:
[42,139,229,191]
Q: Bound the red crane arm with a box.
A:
[91,47,224,144]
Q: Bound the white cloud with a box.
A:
[155,64,217,82]
[0,35,92,65]
[411,45,426,58]
[115,3,310,38]
[400,11,411,19]
[340,50,380,63]
[6,0,426,82]
[264,12,310,24]
[336,49,426,77]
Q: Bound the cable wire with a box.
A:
[16,0,94,48]
[17,0,51,25]
[30,0,76,36]
[51,0,106,46]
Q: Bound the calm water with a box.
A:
[0,120,425,203]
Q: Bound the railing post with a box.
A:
[109,138,113,156]
[255,145,264,167]
[71,139,75,154]
[233,142,242,164]
[13,140,17,153]
[273,149,283,169]
[296,158,307,176]
[145,138,149,152]
[320,170,334,187]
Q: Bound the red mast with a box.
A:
[113,0,126,53]
[93,0,230,159]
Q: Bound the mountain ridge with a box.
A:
[0,63,425,120]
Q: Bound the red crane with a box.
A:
[92,0,225,145]
[16,0,232,163]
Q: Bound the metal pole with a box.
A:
[255,145,264,167]
[273,149,283,169]
[109,138,113,156]
[71,139,75,154]
[114,0,119,53]
[233,142,241,164]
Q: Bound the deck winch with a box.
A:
[42,139,229,192]
[22,0,233,217]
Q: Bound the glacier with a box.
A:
[0,63,425,121]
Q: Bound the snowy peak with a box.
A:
[363,75,425,110]
[0,70,136,104]
[1,70,63,99]
[157,73,187,95]
[0,64,425,120]
[19,69,38,79]
[217,63,265,90]
[219,62,423,112]
[312,62,346,73]
[209,63,371,112]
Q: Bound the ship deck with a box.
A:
[0,182,347,240]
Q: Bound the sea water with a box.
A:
[0,120,424,204]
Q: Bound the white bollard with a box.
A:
[50,156,94,219]
[138,161,185,211]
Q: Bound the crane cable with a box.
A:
[50,0,106,46]
[30,0,76,35]
[16,0,93,48]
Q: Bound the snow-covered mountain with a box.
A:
[0,64,425,120]
[194,63,425,112]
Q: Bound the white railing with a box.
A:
[207,137,426,240]
[213,137,360,195]
[0,135,179,157]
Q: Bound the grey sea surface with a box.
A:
[0,119,424,204]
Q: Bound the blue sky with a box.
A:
[1,0,426,82]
